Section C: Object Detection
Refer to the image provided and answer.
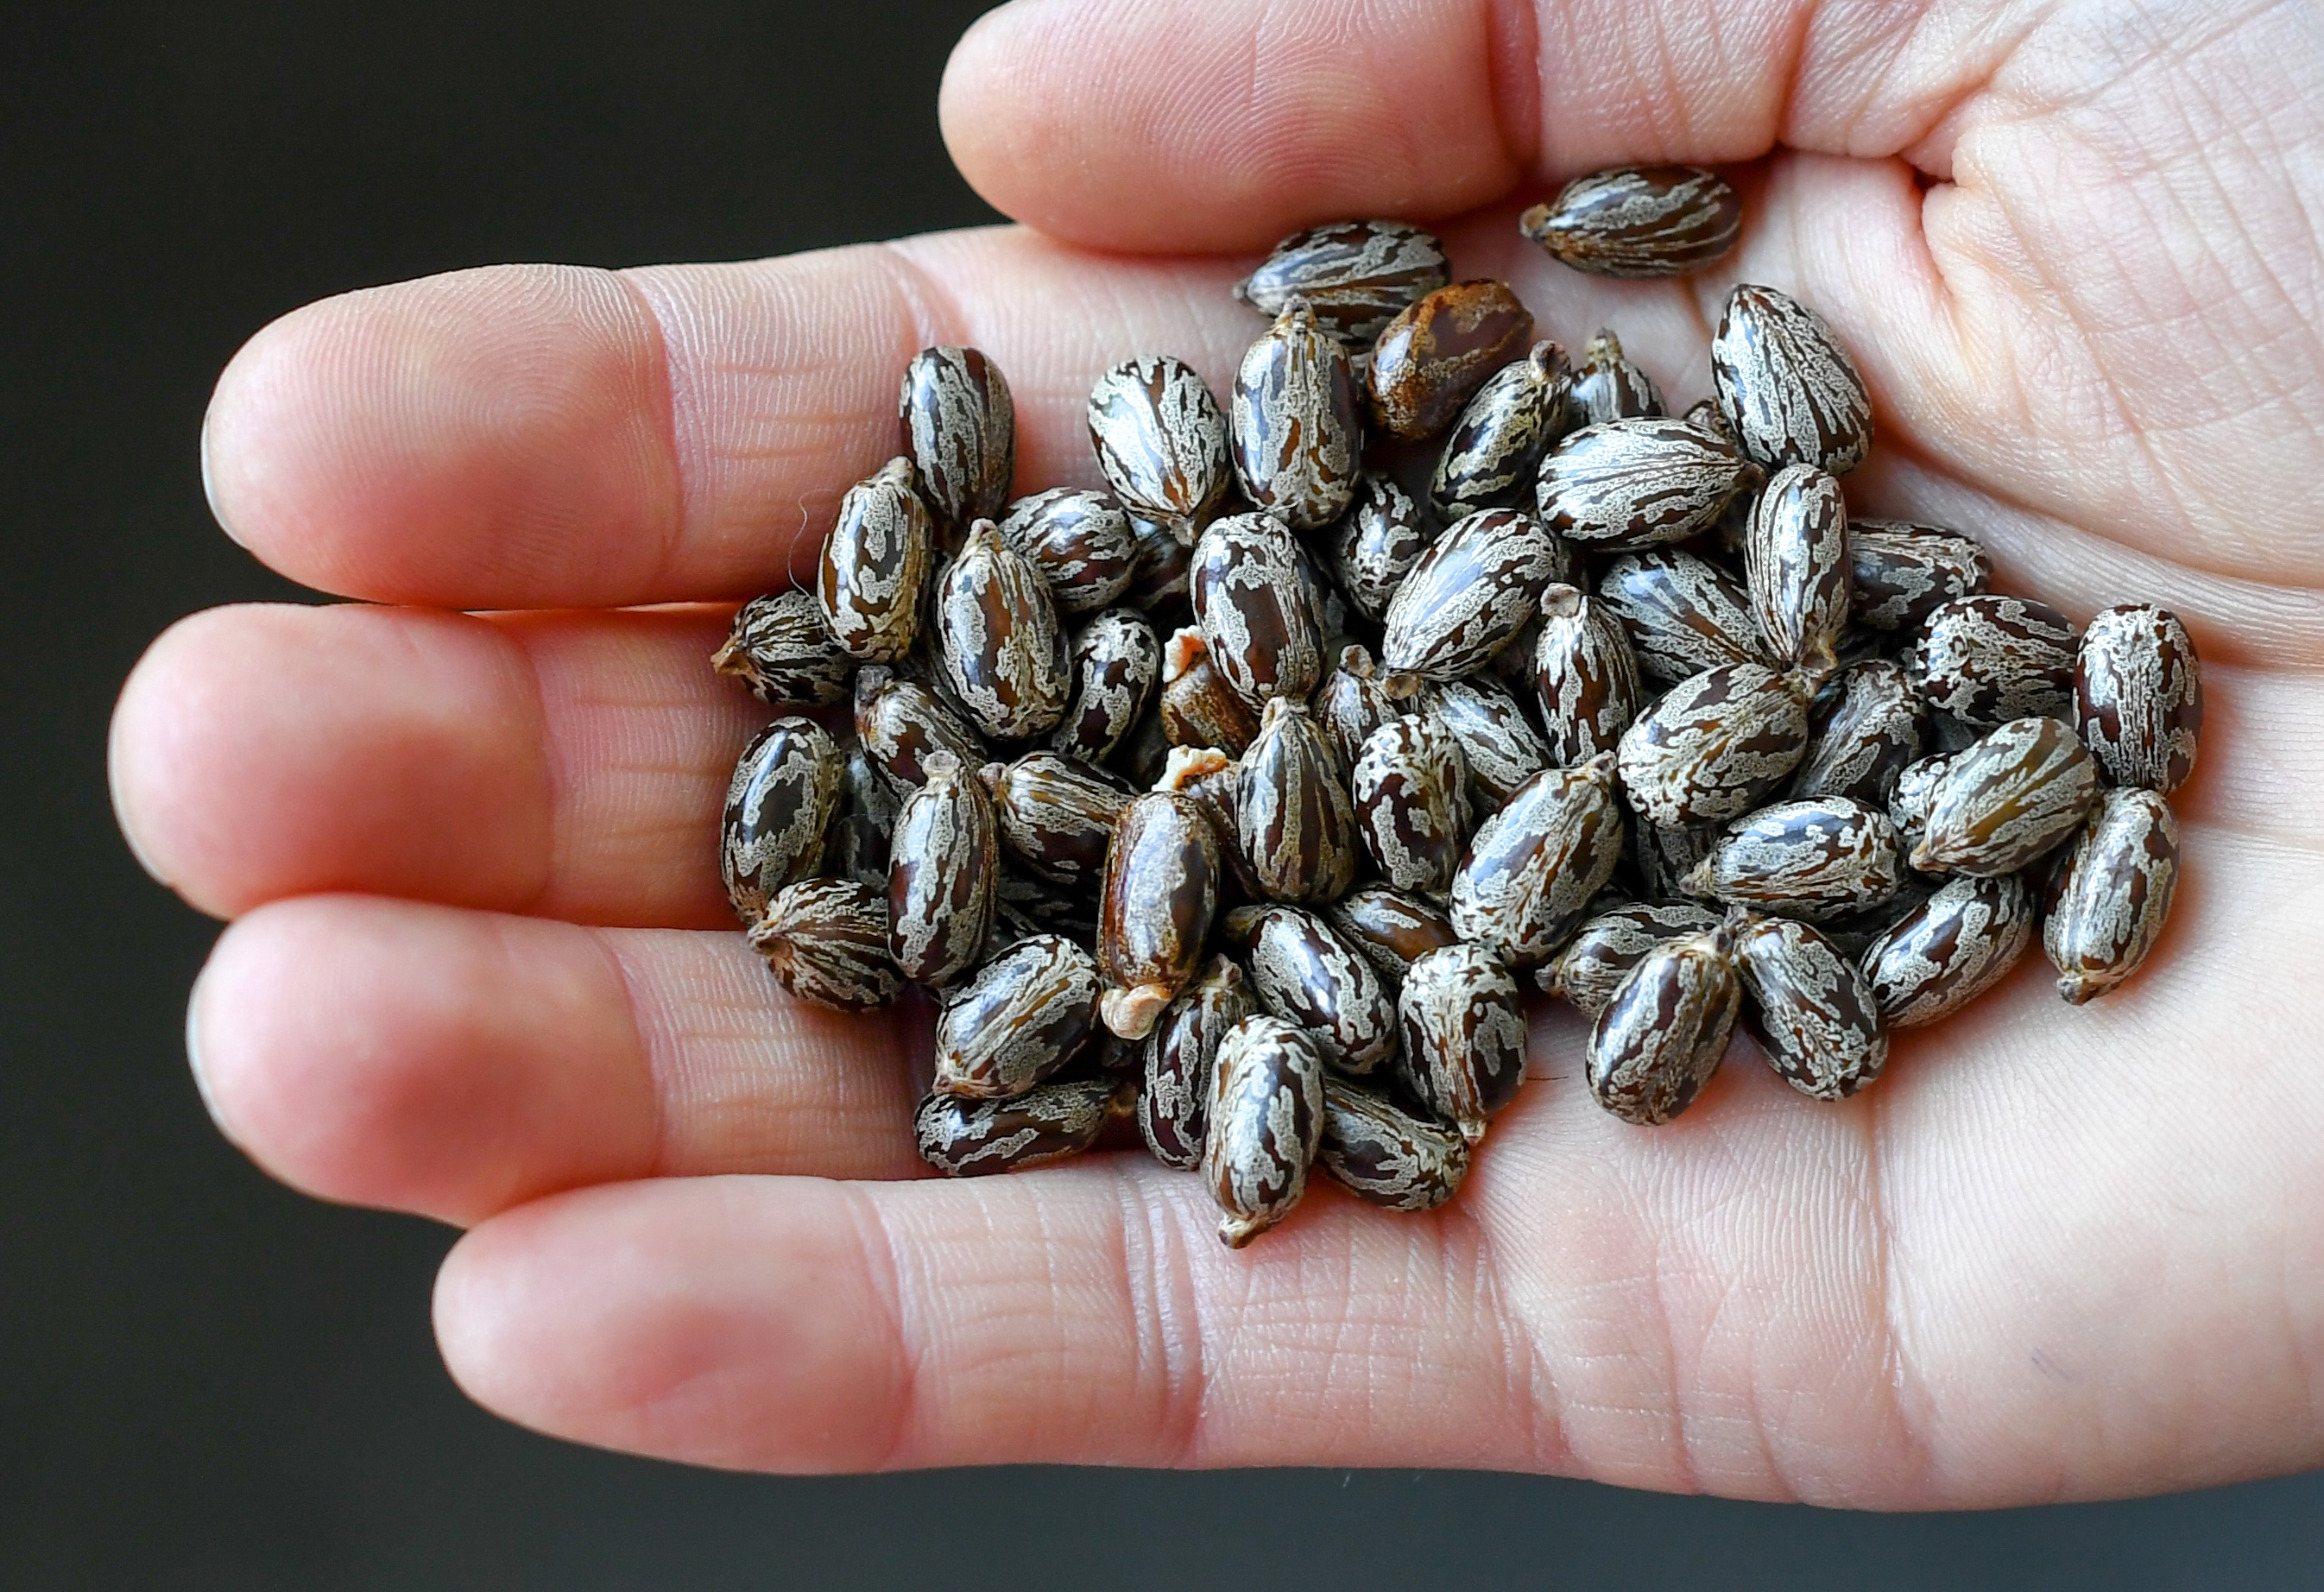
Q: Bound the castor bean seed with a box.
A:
[1686,797,1904,920]
[2075,604,2203,794]
[1367,279,1534,442]
[1317,1079,1471,1211]
[900,346,1014,546]
[1545,900,1722,1012]
[933,933,1103,1099]
[814,456,933,662]
[1568,328,1665,425]
[2043,786,2181,1004]
[1790,658,1927,806]
[853,665,987,798]
[1914,715,2099,875]
[1323,884,1462,992]
[1420,674,1550,810]
[1533,583,1645,766]
[1395,942,1529,1144]
[997,487,1138,616]
[1351,712,1473,895]
[1159,626,1260,756]
[1731,913,1887,1100]
[1232,297,1364,530]
[1449,751,1626,970]
[1312,643,1398,778]
[1051,607,1159,765]
[1190,510,1324,705]
[1536,417,1757,549]
[1710,284,1873,475]
[1519,165,1742,278]
[1087,354,1232,542]
[1380,508,1567,691]
[984,750,1129,891]
[1140,954,1254,1170]
[1326,473,1432,622]
[721,716,843,925]
[1223,902,1399,1075]
[915,1076,1134,1178]
[1886,750,1955,856]
[1238,696,1361,904]
[1097,790,1222,1039]
[1847,520,1991,630]
[886,750,1000,986]
[1616,661,1814,827]
[1235,219,1450,348]
[712,589,854,707]
[1596,548,1771,685]
[745,877,904,1012]
[1204,1015,1326,1248]
[822,740,901,889]
[1586,926,1740,1126]
[1430,340,1575,521]
[1746,463,1851,678]
[1860,872,2033,1027]
[1911,595,2079,730]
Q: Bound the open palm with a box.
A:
[108,0,2324,1504]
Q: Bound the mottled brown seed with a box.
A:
[1791,659,1927,806]
[2043,787,2180,1004]
[745,877,904,1012]
[887,751,1000,987]
[1223,902,1399,1075]
[1190,511,1323,706]
[1050,608,1159,765]
[1885,751,1955,856]
[822,740,901,889]
[1235,219,1451,348]
[1380,509,1567,690]
[984,751,1129,891]
[1596,549,1771,685]
[853,665,987,798]
[1232,299,1364,530]
[1323,885,1462,992]
[1203,1015,1326,1248]
[1140,955,1253,1169]
[1159,627,1260,756]
[815,457,933,662]
[1326,474,1432,622]
[1813,873,1937,963]
[1710,284,1874,475]
[1291,535,1355,652]
[1861,873,2033,1027]
[1125,513,1193,613]
[1087,355,1232,541]
[1536,417,1757,549]
[915,1076,1134,1178]
[1519,165,1742,278]
[933,520,1071,742]
[1912,596,2080,730]
[1158,743,1266,903]
[2075,604,2203,794]
[997,488,1138,616]
[1731,913,1887,1100]
[1312,644,1397,778]
[1615,661,1813,827]
[1351,713,1473,895]
[1586,927,1740,1126]
[1915,716,2099,876]
[1420,675,1550,810]
[1317,1080,1471,1211]
[1847,520,1991,630]
[1449,753,1626,970]
[1367,280,1535,442]
[711,590,854,707]
[993,865,1100,949]
[932,934,1102,1099]
[1545,900,1721,1012]
[1430,341,1574,521]
[1238,697,1361,904]
[1568,328,1666,426]
[1115,698,1176,788]
[1685,798,1904,919]
[721,717,843,925]
[1631,818,1721,904]
[1097,790,1222,1039]
[900,346,1016,546]
[1533,583,1645,768]
[1395,943,1529,1144]
[1746,464,1851,678]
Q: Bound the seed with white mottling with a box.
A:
[746,878,904,1012]
[932,934,1102,1099]
[1327,474,1433,622]
[1886,751,1955,856]
[1746,464,1851,678]
[1223,902,1399,1075]
[1323,885,1462,992]
[1097,790,1222,1039]
[816,457,932,662]
[853,665,987,799]
[1351,712,1473,895]
[1394,942,1529,1145]
[915,1076,1134,1178]
[1140,955,1253,1169]
[1631,818,1721,904]
[886,750,999,985]
[1710,284,1873,474]
[1848,520,1991,630]
[1914,716,2099,876]
[1449,752,1626,970]
[1536,417,1757,549]
[1235,219,1450,348]
[1911,596,2079,730]
[1381,509,1568,690]
[1587,926,1740,1125]
[1159,627,1260,756]
[1157,742,1265,902]
[1732,913,1887,1100]
[1861,873,2033,1027]
[721,717,843,925]
[1317,1079,1471,1211]
[997,488,1138,616]
[1791,660,1927,806]
[1050,608,1159,764]
[2075,604,2203,794]
[1519,165,1742,277]
[711,590,854,707]
[2043,787,2180,1005]
[1190,511,1324,706]
[934,520,1071,741]
[1430,340,1574,521]
[1313,644,1398,778]
[1232,299,1364,530]
[984,751,1128,891]
[1546,900,1722,1012]
[1685,798,1904,919]
[822,741,901,889]
[1420,675,1551,810]
[1533,583,1644,767]
[1596,549,1771,685]
[1616,661,1814,827]
[1367,280,1535,441]
[1203,1015,1325,1248]
[1125,513,1192,613]
[1238,697,1361,904]
[900,346,1015,546]
[1087,355,1232,542]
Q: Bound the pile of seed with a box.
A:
[714,165,2200,1249]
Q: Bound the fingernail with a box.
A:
[199,405,247,549]
[184,969,235,1141]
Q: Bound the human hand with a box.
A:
[108,0,2324,1503]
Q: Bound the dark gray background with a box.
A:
[2,2,2316,1585]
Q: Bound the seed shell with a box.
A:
[711,590,854,707]
[932,933,1103,1099]
[1596,549,1771,685]
[1709,284,1874,474]
[1235,219,1450,348]
[985,750,1129,890]
[746,878,905,1012]
[1430,340,1575,521]
[1323,885,1462,992]
[1449,752,1626,970]
[1519,165,1742,278]
[1159,627,1260,756]
[1746,464,1851,678]
[2075,604,2203,794]
[1380,509,1567,688]
[1546,900,1722,1013]
[886,751,1000,986]
[1686,797,1904,920]
[1097,790,1222,1039]
[1237,697,1361,904]
[1568,328,1666,425]
[1203,1015,1326,1248]
[1367,279,1534,442]
[1732,913,1887,1100]
[2042,787,2180,1005]
[1860,873,2033,1027]
[1231,299,1364,530]
[853,666,988,798]
[1394,943,1529,1144]
[1351,712,1473,895]
[1586,927,1740,1126]
[1139,955,1254,1169]
[1326,474,1433,622]
[900,346,1016,545]
[720,717,843,925]
[1087,355,1232,540]
[1615,661,1813,827]
[1790,659,1927,806]
[1536,417,1757,549]
[1190,511,1324,706]
[1223,902,1399,1075]
[1317,1080,1471,1211]
[1533,583,1645,767]
[1912,596,2080,730]
[915,1076,1134,1178]
[816,456,933,662]
[1914,715,2099,876]
[1420,675,1551,810]
[1847,520,1991,630]
[1051,607,1159,765]
[997,488,1138,616]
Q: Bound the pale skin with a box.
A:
[104,0,2324,1504]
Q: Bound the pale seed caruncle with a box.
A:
[1232,298,1364,530]
[1568,328,1665,425]
[1535,417,1757,549]
[853,665,987,799]
[1235,219,1450,348]
[1709,283,1874,475]
[1847,520,1991,630]
[1395,943,1529,1145]
[1203,1014,1326,1248]
[1685,797,1904,920]
[1367,279,1535,442]
[711,590,854,707]
[1312,644,1397,778]
[1238,697,1361,904]
[1731,913,1887,1100]
[1519,165,1743,278]
[1545,900,1721,1012]
[745,878,904,1013]
[1159,627,1260,756]
[1746,463,1851,679]
[1595,549,1771,685]
[1050,607,1159,765]
[1861,873,2033,1027]
[821,741,901,890]
[1380,508,1568,692]
[1586,926,1740,1126]
[984,750,1128,891]
[996,488,1138,616]
[1350,712,1473,895]
[1449,752,1626,970]
[2042,787,2181,1004]
[1097,790,1222,1039]
[817,456,933,662]
[1190,511,1324,706]
[1317,1080,1471,1211]
[1430,340,1574,521]
[915,1076,1134,1178]
[886,750,1000,987]
[1140,954,1253,1170]
[1326,474,1432,622]
[1913,715,2099,876]
[900,345,1016,546]
[1087,354,1232,542]
[2075,604,2203,794]
[1790,659,1927,806]
[1323,885,1462,992]
[934,519,1071,741]
[932,933,1102,1099]
[1533,583,1645,767]
[720,716,843,925]
[1223,902,1399,1076]
[1419,675,1550,810]
[1615,661,1814,827]
[1911,596,2079,730]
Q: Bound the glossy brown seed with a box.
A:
[1223,902,1399,1075]
[1327,474,1432,622]
[1158,744,1265,903]
[720,717,843,925]
[745,878,904,1012]
[1235,219,1450,346]
[1159,627,1261,757]
[1685,798,1904,919]
[1847,520,1991,630]
[2043,787,2181,1004]
[1139,955,1253,1169]
[1190,511,1323,706]
[915,1076,1134,1178]
[1545,900,1721,1012]
[1317,1080,1471,1211]
[822,740,901,889]
[1912,596,2079,730]
[1367,280,1535,442]
[1204,1014,1326,1247]
[1351,713,1473,895]
[1616,662,1814,827]
[1449,753,1626,970]
[997,488,1138,616]
[2075,604,2203,794]
[1886,751,1955,856]
[932,933,1102,1099]
[853,665,987,798]
[1097,790,1222,1039]
[711,590,854,707]
[816,456,933,662]
[1532,583,1645,768]
[1746,464,1851,678]
[1710,284,1874,475]
[1915,716,2099,875]
[934,519,1071,742]
[1125,513,1193,613]
[1791,659,1927,806]
[1861,873,2032,1027]
[1430,341,1574,521]
[1813,873,1937,962]
[1568,328,1666,426]
[1312,644,1397,777]
[887,750,999,987]
[1732,913,1887,1100]
[1380,509,1567,690]
[984,750,1129,891]
[900,346,1015,545]
[1291,534,1355,652]
[1231,299,1364,530]
[1395,943,1529,1144]
[1238,697,1361,904]
[1595,549,1771,685]
[1115,698,1175,788]
[1087,355,1232,541]
[1536,417,1757,549]
[1519,165,1742,278]
[1323,885,1462,992]
[1420,675,1550,810]
[1586,927,1740,1126]
[1050,608,1160,765]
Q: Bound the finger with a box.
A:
[111,602,766,926]
[202,234,1246,609]
[191,894,926,1226]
